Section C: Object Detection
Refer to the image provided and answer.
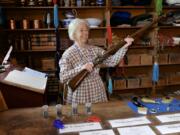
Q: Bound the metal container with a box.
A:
[22,19,29,29]
[33,19,40,29]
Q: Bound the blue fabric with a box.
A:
[152,62,159,82]
[110,11,132,26]
[53,4,59,28]
[108,77,113,94]
[128,98,180,114]
[53,119,64,129]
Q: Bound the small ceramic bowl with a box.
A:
[85,18,102,27]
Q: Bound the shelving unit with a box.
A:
[108,0,180,95]
[0,0,180,102]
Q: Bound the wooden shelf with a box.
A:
[159,26,180,29]
[113,83,180,92]
[14,49,56,53]
[111,6,153,9]
[130,45,154,49]
[121,64,153,68]
[1,0,180,97]
[113,63,180,69]
[3,27,106,32]
[113,86,152,91]
[4,26,152,33]
[2,6,106,10]
[163,5,180,9]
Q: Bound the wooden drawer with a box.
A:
[113,79,126,90]
[127,54,141,66]
[157,76,168,86]
[140,54,152,65]
[168,74,180,84]
[169,53,180,64]
[41,58,55,70]
[141,77,152,87]
[159,53,169,64]
[127,78,140,88]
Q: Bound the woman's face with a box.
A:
[74,23,89,45]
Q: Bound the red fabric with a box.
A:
[53,0,57,4]
[106,11,112,46]
[86,116,101,122]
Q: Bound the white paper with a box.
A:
[109,116,151,128]
[3,70,47,94]
[156,123,180,134]
[2,45,13,65]
[156,113,180,123]
[79,129,115,135]
[117,125,156,135]
[59,122,102,134]
[23,67,47,78]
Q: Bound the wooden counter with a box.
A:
[0,101,179,135]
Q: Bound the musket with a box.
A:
[68,15,165,92]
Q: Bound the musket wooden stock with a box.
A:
[68,15,164,92]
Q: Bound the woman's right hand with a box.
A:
[82,62,94,72]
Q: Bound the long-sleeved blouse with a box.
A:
[59,44,128,104]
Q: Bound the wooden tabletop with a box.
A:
[0,101,179,135]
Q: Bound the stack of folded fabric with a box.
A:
[110,12,153,27]
[120,0,151,6]
[159,10,180,26]
[131,13,153,26]
[110,11,132,27]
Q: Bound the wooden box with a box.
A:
[127,78,140,88]
[169,53,180,64]
[157,76,168,86]
[168,74,180,84]
[41,58,55,70]
[158,53,169,64]
[113,79,126,90]
[141,77,152,87]
[140,54,152,65]
[127,54,141,66]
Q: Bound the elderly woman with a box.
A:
[59,18,134,104]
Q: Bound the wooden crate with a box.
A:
[141,77,152,87]
[158,53,169,64]
[169,53,180,64]
[113,79,126,90]
[157,76,168,86]
[168,74,180,84]
[127,54,141,66]
[140,54,152,65]
[41,58,55,70]
[127,78,140,88]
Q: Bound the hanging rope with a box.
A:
[155,0,163,16]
